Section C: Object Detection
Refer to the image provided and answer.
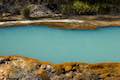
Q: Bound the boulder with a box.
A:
[29,4,54,18]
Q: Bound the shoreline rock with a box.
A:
[0,56,120,80]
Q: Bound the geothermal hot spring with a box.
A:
[0,26,120,63]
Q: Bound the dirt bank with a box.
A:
[0,56,120,80]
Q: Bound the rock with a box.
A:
[73,73,82,80]
[53,65,63,75]
[46,65,52,71]
[50,75,63,80]
[65,71,73,79]
[64,65,72,72]
[29,4,54,18]
[36,69,50,80]
[40,64,46,69]
[2,13,11,17]
[0,56,120,80]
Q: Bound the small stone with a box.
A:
[36,69,50,80]
[65,72,73,79]
[50,75,63,80]
[46,65,52,71]
[40,65,46,69]
[74,73,82,80]
[65,65,72,72]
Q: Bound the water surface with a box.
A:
[0,26,120,63]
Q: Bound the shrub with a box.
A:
[73,1,99,15]
[60,1,100,15]
[73,1,90,14]
[22,7,31,18]
[60,4,73,15]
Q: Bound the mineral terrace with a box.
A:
[0,56,120,80]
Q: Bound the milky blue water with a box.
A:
[0,26,120,63]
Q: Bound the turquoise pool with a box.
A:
[0,26,120,63]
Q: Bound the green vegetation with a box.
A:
[22,7,31,18]
[59,0,120,15]
[45,0,120,15]
[0,0,120,16]
[72,1,99,15]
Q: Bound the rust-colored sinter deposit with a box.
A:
[0,56,120,80]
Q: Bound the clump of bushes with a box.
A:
[73,1,90,14]
[60,4,73,15]
[21,7,31,18]
[51,0,120,15]
[73,1,92,14]
[60,0,99,15]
